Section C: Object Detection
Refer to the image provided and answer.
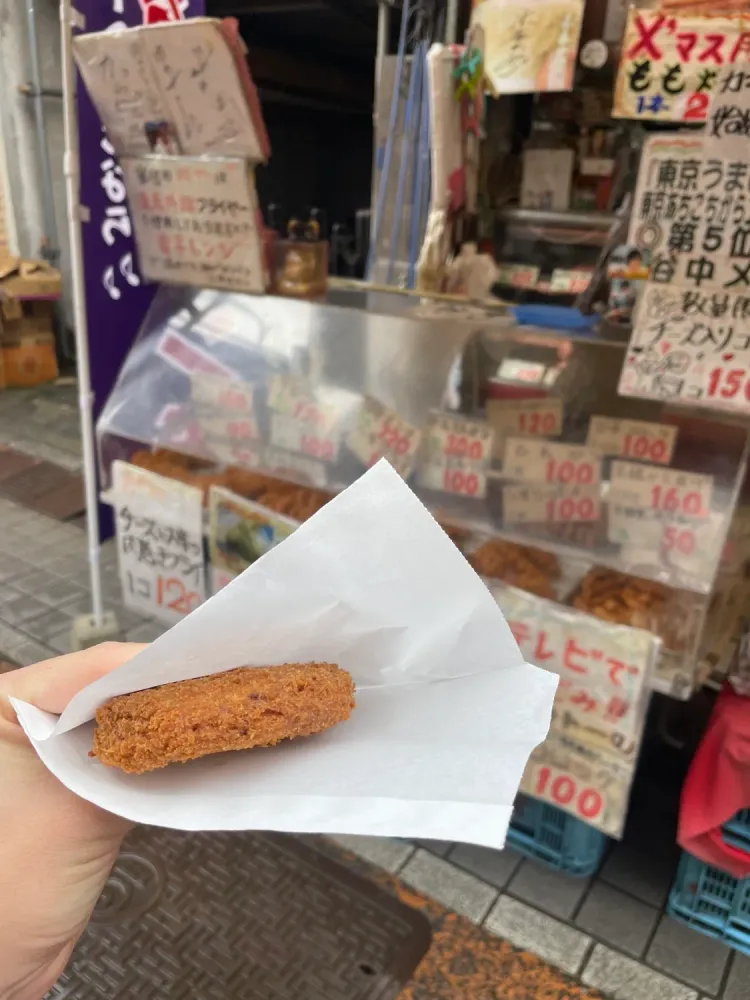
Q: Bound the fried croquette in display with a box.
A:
[91,663,355,774]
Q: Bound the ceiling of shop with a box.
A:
[208,0,383,114]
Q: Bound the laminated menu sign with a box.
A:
[121,155,265,293]
[586,416,677,465]
[267,375,343,465]
[418,413,494,499]
[112,461,206,624]
[191,373,260,467]
[11,462,558,847]
[503,483,600,524]
[208,486,298,594]
[494,583,658,837]
[347,397,422,479]
[613,10,748,122]
[618,282,750,412]
[503,438,602,486]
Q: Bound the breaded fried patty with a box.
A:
[90,662,355,774]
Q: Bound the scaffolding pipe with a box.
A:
[26,0,60,263]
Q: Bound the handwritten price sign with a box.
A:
[609,461,713,519]
[347,396,422,479]
[270,413,339,463]
[586,416,677,465]
[487,397,563,458]
[503,438,602,486]
[503,483,601,525]
[191,373,260,467]
[419,413,494,499]
[267,374,341,465]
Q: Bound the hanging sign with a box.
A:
[208,486,298,594]
[503,438,602,486]
[121,155,265,293]
[347,397,422,479]
[613,10,749,122]
[494,583,657,837]
[112,460,206,624]
[418,413,494,499]
[619,282,750,412]
[586,416,678,464]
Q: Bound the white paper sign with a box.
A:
[112,461,206,624]
[705,66,750,161]
[586,416,677,464]
[487,397,563,458]
[619,282,750,412]
[191,373,260,466]
[418,412,494,499]
[609,461,713,518]
[121,155,265,293]
[267,375,343,464]
[12,462,557,849]
[504,438,602,486]
[347,397,422,478]
[503,483,601,524]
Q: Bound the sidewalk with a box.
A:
[0,383,745,1000]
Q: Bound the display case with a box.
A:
[98,283,750,702]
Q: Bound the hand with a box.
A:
[0,642,146,1000]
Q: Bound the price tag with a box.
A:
[488,397,563,458]
[418,413,493,499]
[347,396,422,478]
[191,373,260,467]
[496,263,540,289]
[267,374,342,464]
[503,438,602,486]
[496,359,547,385]
[609,461,713,519]
[503,483,601,524]
[549,268,591,294]
[112,461,206,625]
[520,754,628,836]
[586,416,677,465]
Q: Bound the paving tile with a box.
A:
[11,639,55,666]
[647,916,731,995]
[600,839,679,908]
[484,895,591,976]
[45,625,73,655]
[583,944,697,1000]
[1,595,55,626]
[0,621,37,655]
[449,843,523,890]
[576,881,659,958]
[508,859,591,920]
[125,620,167,643]
[0,555,37,584]
[725,952,750,1000]
[22,608,77,645]
[414,840,454,857]
[328,835,415,874]
[400,849,497,923]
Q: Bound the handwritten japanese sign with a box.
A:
[610,461,713,518]
[705,65,750,160]
[191,372,260,467]
[122,155,265,292]
[112,461,206,623]
[487,397,563,459]
[267,374,343,465]
[503,438,602,486]
[494,582,658,836]
[418,413,494,499]
[347,397,422,479]
[613,10,749,122]
[503,483,601,524]
[208,485,298,594]
[586,416,677,464]
[619,282,750,412]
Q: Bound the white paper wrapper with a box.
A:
[12,462,557,848]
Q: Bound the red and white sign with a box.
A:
[586,416,677,465]
[503,483,601,525]
[191,372,260,467]
[609,461,713,519]
[503,438,602,486]
[347,396,422,479]
[419,413,494,499]
[267,375,342,465]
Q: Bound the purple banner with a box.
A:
[75,0,205,535]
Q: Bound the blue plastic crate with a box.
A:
[723,809,750,854]
[668,852,750,954]
[507,794,609,877]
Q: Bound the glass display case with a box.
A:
[98,283,750,701]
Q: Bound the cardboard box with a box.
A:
[0,255,62,299]
[3,331,58,388]
[0,258,60,376]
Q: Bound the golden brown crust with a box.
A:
[91,663,355,774]
[469,539,560,599]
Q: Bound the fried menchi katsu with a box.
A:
[91,662,355,774]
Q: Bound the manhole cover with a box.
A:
[50,828,431,1000]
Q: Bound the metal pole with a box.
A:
[445,0,459,44]
[375,0,390,96]
[60,0,105,627]
[26,0,60,263]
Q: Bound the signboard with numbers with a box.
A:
[613,10,748,122]
[609,461,713,518]
[496,263,540,289]
[503,438,602,486]
[586,416,677,464]
[487,397,563,459]
[494,583,658,836]
[267,374,343,465]
[208,486,298,595]
[112,461,206,624]
[418,413,494,499]
[619,282,750,411]
[347,397,422,479]
[121,155,265,292]
[503,483,601,525]
[191,373,260,466]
